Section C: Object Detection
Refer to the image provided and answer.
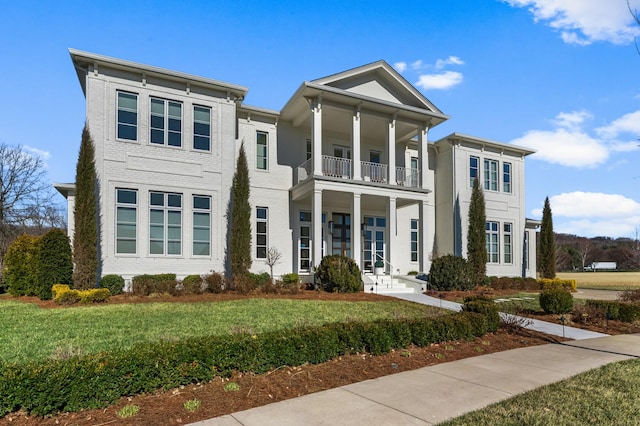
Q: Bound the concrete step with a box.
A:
[363,275,416,294]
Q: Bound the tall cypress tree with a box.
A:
[230,143,251,276]
[539,196,556,279]
[73,124,98,289]
[467,177,487,285]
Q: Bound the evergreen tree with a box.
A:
[539,196,556,278]
[467,177,487,285]
[37,228,73,299]
[230,143,251,276]
[73,124,98,289]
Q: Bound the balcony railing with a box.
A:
[295,156,422,189]
[322,155,351,179]
[396,167,420,188]
[361,161,387,183]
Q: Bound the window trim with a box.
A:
[115,188,137,255]
[503,222,513,264]
[256,131,268,170]
[192,195,211,256]
[116,91,138,141]
[503,162,512,193]
[484,158,498,191]
[469,156,479,187]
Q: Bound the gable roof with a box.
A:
[310,60,444,115]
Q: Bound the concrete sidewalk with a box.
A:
[190,334,640,425]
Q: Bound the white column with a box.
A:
[419,200,429,273]
[312,96,323,176]
[387,115,396,185]
[386,196,397,274]
[352,106,361,180]
[418,124,429,189]
[312,188,323,268]
[352,193,362,270]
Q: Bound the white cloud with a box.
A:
[24,145,51,161]
[531,192,640,238]
[511,128,608,168]
[435,56,464,69]
[552,110,592,131]
[415,71,463,90]
[411,60,424,70]
[504,0,640,45]
[595,110,640,139]
[393,62,407,73]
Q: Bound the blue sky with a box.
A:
[2,0,640,238]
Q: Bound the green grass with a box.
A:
[492,292,540,312]
[439,358,640,425]
[0,298,442,364]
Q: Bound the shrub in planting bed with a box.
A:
[314,255,362,293]
[99,274,125,295]
[585,300,640,323]
[539,289,574,314]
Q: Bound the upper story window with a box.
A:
[193,105,211,151]
[150,98,182,147]
[503,223,513,264]
[193,195,211,256]
[149,191,182,255]
[503,162,512,193]
[484,159,498,191]
[256,131,268,170]
[116,189,137,254]
[117,91,138,141]
[469,156,479,187]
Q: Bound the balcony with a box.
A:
[295,156,422,189]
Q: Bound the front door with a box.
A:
[331,213,351,257]
[363,216,385,272]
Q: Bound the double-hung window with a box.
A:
[256,207,268,258]
[117,91,138,141]
[193,105,211,151]
[484,159,498,191]
[469,156,479,187]
[256,131,268,170]
[193,196,211,256]
[503,223,513,264]
[149,192,182,255]
[503,162,512,193]
[410,219,419,262]
[150,98,182,147]
[116,189,137,254]
[486,221,499,263]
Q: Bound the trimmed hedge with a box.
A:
[585,300,640,323]
[0,311,498,417]
[99,274,125,295]
[488,276,540,291]
[52,284,110,305]
[539,278,577,292]
[131,274,178,296]
[539,289,574,314]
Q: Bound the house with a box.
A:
[56,49,537,287]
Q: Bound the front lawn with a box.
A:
[440,358,640,425]
[0,297,442,364]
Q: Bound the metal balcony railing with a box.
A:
[361,161,388,183]
[396,167,420,188]
[322,155,352,179]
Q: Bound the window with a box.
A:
[503,223,512,264]
[256,131,268,170]
[484,159,498,191]
[193,106,211,151]
[149,192,182,255]
[117,92,138,141]
[193,195,211,256]
[256,207,268,258]
[299,211,311,270]
[410,219,419,262]
[150,98,182,147]
[469,156,479,187]
[306,138,312,161]
[116,189,137,254]
[503,162,512,193]
[486,221,499,263]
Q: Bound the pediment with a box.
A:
[311,61,442,114]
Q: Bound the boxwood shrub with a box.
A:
[0,310,497,417]
[428,255,474,291]
[99,274,125,295]
[586,300,640,323]
[314,255,362,293]
[539,289,574,314]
